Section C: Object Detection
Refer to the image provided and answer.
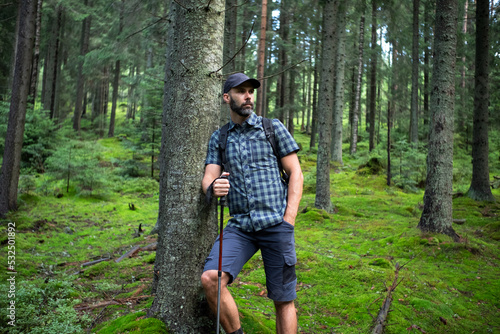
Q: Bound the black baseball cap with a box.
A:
[223,73,260,94]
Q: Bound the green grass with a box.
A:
[1,128,499,333]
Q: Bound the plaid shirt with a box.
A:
[205,113,300,232]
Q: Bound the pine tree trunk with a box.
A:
[48,5,62,120]
[309,34,319,149]
[315,0,337,213]
[368,0,377,152]
[331,0,346,164]
[108,0,123,138]
[147,1,224,332]
[0,0,37,218]
[418,0,460,241]
[256,0,268,116]
[73,0,91,133]
[28,0,43,105]
[423,1,430,130]
[350,1,365,155]
[467,0,495,202]
[410,0,419,144]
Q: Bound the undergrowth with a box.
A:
[0,121,499,333]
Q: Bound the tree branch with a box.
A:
[211,21,256,75]
[259,59,308,80]
[125,17,166,40]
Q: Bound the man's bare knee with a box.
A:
[201,270,218,290]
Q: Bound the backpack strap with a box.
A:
[262,118,289,185]
[219,123,231,173]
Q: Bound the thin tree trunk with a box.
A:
[458,0,469,134]
[350,0,365,155]
[309,33,319,149]
[423,1,430,130]
[315,0,337,213]
[368,0,377,152]
[0,0,37,217]
[108,0,124,138]
[73,0,91,133]
[410,0,420,144]
[49,5,62,120]
[148,1,224,332]
[28,0,43,106]
[467,0,495,202]
[418,0,460,241]
[256,0,267,116]
[331,0,346,164]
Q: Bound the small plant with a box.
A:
[0,277,92,333]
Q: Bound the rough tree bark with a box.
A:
[315,0,337,213]
[0,0,37,218]
[409,0,419,144]
[467,0,495,202]
[418,0,460,241]
[147,1,224,332]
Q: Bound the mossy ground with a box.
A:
[1,128,499,333]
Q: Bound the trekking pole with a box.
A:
[216,174,228,334]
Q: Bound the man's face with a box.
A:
[225,82,255,117]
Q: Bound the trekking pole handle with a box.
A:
[219,173,229,205]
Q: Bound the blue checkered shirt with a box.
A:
[205,113,300,232]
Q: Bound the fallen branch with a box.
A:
[75,295,153,311]
[370,256,420,334]
[115,242,157,263]
[81,258,111,268]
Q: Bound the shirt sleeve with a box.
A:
[272,119,300,158]
[205,129,221,166]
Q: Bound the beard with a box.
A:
[229,96,253,117]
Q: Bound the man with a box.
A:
[201,73,303,334]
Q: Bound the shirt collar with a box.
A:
[228,112,260,131]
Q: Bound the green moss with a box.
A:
[95,312,169,334]
[368,258,393,269]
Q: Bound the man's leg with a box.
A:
[275,300,297,334]
[201,269,241,333]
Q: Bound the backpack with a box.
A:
[219,117,289,185]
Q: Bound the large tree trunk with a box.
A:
[331,0,346,164]
[147,1,224,332]
[467,0,495,202]
[349,0,365,155]
[0,0,37,218]
[368,0,377,152]
[418,0,460,241]
[410,0,419,144]
[73,0,91,133]
[315,0,337,213]
[256,0,268,116]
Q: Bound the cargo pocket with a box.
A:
[283,250,296,284]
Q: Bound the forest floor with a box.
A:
[1,128,499,334]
